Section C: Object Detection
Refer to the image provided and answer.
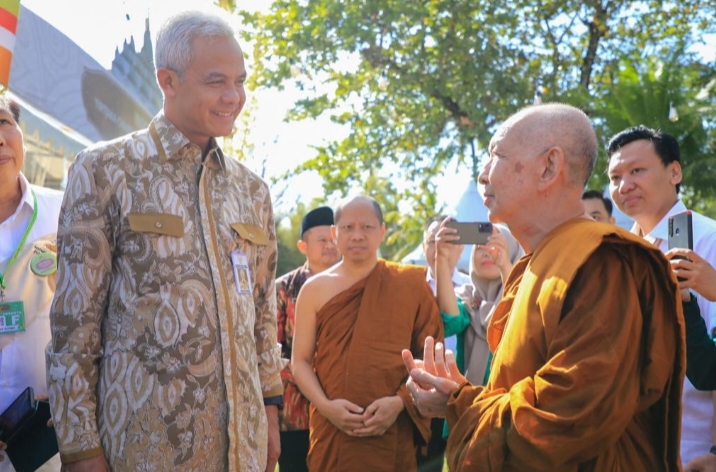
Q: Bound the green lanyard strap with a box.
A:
[0,189,38,291]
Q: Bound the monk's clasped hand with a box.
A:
[351,395,404,437]
[321,398,367,436]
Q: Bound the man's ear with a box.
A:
[296,239,308,255]
[668,160,683,187]
[380,223,387,242]
[609,216,616,225]
[156,68,179,98]
[538,147,564,190]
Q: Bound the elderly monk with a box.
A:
[403,103,685,471]
[292,195,443,471]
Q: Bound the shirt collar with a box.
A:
[1,173,32,227]
[18,172,32,210]
[149,112,226,171]
[631,199,686,245]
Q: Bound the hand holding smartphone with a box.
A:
[444,221,493,245]
[668,210,693,282]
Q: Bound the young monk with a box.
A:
[292,195,443,472]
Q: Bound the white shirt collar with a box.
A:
[1,173,32,227]
[630,199,685,246]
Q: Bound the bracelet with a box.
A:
[710,445,716,456]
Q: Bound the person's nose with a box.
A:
[617,176,635,194]
[222,84,242,104]
[478,159,491,185]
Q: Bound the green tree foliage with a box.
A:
[275,203,308,278]
[228,0,716,257]
[589,50,716,216]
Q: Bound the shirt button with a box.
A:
[155,221,163,229]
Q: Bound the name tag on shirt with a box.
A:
[231,250,253,295]
[0,301,26,334]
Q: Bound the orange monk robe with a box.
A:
[446,219,685,471]
[309,259,444,472]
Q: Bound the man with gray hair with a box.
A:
[46,10,283,472]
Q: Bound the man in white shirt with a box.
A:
[0,96,63,471]
[607,124,716,468]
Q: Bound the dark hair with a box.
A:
[334,195,383,226]
[581,190,613,216]
[0,96,20,122]
[606,125,681,192]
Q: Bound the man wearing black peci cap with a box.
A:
[275,206,340,472]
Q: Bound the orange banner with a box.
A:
[0,46,11,86]
[0,0,18,86]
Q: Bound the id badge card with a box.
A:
[231,250,253,295]
[0,301,26,334]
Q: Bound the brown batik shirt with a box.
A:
[46,112,283,471]
[275,262,312,431]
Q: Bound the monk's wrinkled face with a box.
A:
[332,201,386,263]
[478,120,544,226]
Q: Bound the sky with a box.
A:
[20,0,470,219]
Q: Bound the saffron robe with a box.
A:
[308,260,443,471]
[446,219,685,471]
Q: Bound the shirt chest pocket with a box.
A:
[127,212,186,258]
[228,223,268,323]
[229,222,268,266]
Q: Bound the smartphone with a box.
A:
[668,210,693,252]
[0,387,35,443]
[668,210,693,282]
[445,221,493,245]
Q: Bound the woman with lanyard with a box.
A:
[0,96,64,471]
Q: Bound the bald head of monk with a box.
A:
[479,103,597,252]
[332,195,387,266]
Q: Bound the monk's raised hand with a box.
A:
[405,369,455,418]
[351,395,404,437]
[402,349,433,390]
[422,336,437,375]
[445,350,467,385]
[321,399,367,435]
[434,342,449,379]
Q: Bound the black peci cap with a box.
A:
[301,206,334,237]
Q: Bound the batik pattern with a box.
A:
[46,113,283,471]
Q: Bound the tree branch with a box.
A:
[580,2,610,91]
